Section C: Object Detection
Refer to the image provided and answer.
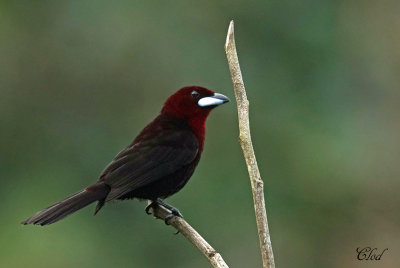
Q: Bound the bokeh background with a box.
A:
[1,1,399,267]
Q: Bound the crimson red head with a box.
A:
[161,86,229,120]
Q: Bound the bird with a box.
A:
[22,86,229,226]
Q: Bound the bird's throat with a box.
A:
[187,117,206,151]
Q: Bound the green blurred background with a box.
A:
[1,1,399,267]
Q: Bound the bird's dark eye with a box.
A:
[191,90,200,99]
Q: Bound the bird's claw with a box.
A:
[164,207,183,225]
[145,202,156,215]
[164,212,182,236]
[170,207,183,218]
[164,214,180,234]
[164,214,174,225]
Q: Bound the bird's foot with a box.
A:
[145,198,183,225]
[164,207,183,226]
[157,198,183,219]
[167,207,184,218]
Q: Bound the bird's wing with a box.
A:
[99,129,199,200]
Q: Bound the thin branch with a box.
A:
[224,20,275,268]
[149,203,229,268]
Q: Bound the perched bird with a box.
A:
[22,86,229,226]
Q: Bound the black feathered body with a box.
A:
[98,114,201,204]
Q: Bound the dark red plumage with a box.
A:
[22,86,229,225]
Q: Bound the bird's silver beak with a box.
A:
[198,93,230,107]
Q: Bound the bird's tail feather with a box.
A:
[21,182,110,226]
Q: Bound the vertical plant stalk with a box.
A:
[224,20,275,268]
